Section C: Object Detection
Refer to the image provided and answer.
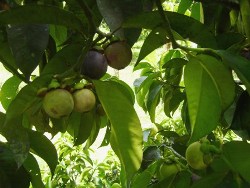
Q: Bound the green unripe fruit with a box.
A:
[43,89,74,119]
[185,141,207,170]
[73,89,96,113]
[105,41,132,70]
[157,162,180,180]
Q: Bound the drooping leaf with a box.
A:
[146,81,163,123]
[23,153,45,188]
[0,75,21,110]
[0,5,85,32]
[93,80,143,186]
[222,141,250,183]
[68,111,95,146]
[123,11,217,48]
[184,54,236,142]
[6,24,49,79]
[28,130,58,176]
[218,50,250,95]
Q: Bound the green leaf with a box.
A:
[0,76,22,110]
[2,117,29,168]
[185,54,236,142]
[49,25,67,47]
[123,11,217,48]
[109,78,135,104]
[96,0,142,46]
[68,111,95,146]
[231,91,250,139]
[222,141,250,183]
[146,81,163,123]
[42,44,83,75]
[6,24,49,79]
[132,160,161,188]
[28,130,58,175]
[178,0,192,14]
[93,80,143,186]
[218,50,250,95]
[23,153,45,188]
[0,5,85,32]
[190,2,202,22]
[0,41,18,71]
[191,172,226,188]
[136,27,168,64]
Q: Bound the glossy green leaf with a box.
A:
[84,115,100,149]
[49,25,67,47]
[147,81,163,123]
[190,2,202,22]
[223,141,250,183]
[0,5,85,32]
[42,44,83,75]
[123,11,217,48]
[28,130,58,175]
[136,27,168,64]
[93,80,143,186]
[109,79,135,104]
[0,76,21,110]
[218,50,250,95]
[23,153,45,188]
[185,54,236,142]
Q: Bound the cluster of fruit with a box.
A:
[81,40,132,80]
[38,80,98,119]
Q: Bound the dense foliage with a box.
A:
[0,0,250,187]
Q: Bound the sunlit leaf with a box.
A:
[184,54,235,142]
[94,80,143,186]
[0,76,22,110]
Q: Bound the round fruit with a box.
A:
[157,162,180,180]
[43,89,74,119]
[73,89,96,113]
[81,50,108,79]
[185,141,207,170]
[104,41,132,70]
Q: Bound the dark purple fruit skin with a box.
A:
[81,51,108,79]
